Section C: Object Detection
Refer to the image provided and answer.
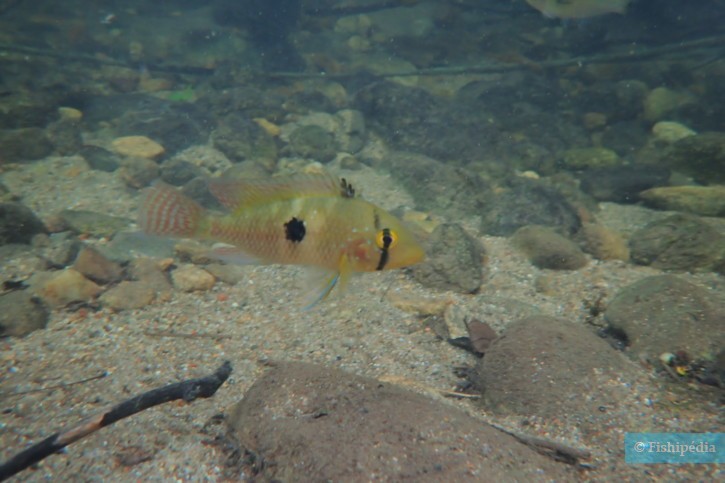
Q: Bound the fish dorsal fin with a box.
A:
[208,172,351,210]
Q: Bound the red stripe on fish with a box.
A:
[138,183,203,237]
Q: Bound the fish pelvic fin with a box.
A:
[138,182,206,238]
[302,254,353,310]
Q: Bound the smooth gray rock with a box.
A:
[412,223,485,293]
[227,361,574,482]
[604,275,725,359]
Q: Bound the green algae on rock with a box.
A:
[639,185,725,217]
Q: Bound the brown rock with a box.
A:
[170,264,215,292]
[639,185,725,217]
[511,225,587,270]
[576,223,629,261]
[228,362,574,482]
[111,135,165,159]
[35,268,102,308]
[128,257,173,299]
[204,263,246,285]
[605,275,725,359]
[99,281,155,311]
[0,291,49,337]
[475,316,633,420]
[73,246,124,284]
[119,156,159,188]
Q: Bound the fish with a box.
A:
[138,172,425,307]
[525,0,630,19]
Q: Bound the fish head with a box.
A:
[349,210,424,272]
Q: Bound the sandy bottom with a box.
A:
[1,155,722,481]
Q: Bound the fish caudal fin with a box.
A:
[138,183,205,238]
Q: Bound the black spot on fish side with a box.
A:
[284,217,306,243]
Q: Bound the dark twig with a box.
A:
[489,422,592,466]
[0,361,232,481]
[0,371,108,398]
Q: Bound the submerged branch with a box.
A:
[0,361,232,481]
[0,34,722,81]
[266,34,725,79]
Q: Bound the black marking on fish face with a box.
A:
[340,178,355,198]
[373,210,380,230]
[284,217,306,243]
[375,228,392,271]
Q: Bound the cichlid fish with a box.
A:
[526,0,630,19]
[138,173,425,306]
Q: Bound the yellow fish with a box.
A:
[526,0,630,19]
[138,173,425,306]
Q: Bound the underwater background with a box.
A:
[0,0,723,480]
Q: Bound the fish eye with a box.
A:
[375,229,398,250]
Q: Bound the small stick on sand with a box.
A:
[0,361,232,481]
[489,422,592,466]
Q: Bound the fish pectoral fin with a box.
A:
[302,270,340,310]
[301,255,353,310]
[210,245,263,265]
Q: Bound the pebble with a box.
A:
[639,185,725,217]
[120,156,160,188]
[170,264,215,292]
[57,106,83,121]
[111,135,165,159]
[72,246,124,284]
[79,145,121,172]
[562,147,621,169]
[412,223,485,293]
[0,202,47,245]
[36,231,81,268]
[576,223,630,261]
[0,290,49,337]
[629,213,725,272]
[583,112,607,130]
[253,118,281,137]
[0,128,54,162]
[386,292,450,317]
[651,121,696,144]
[174,240,215,265]
[129,257,173,300]
[34,268,102,308]
[475,315,631,419]
[643,87,694,122]
[511,225,587,270]
[204,263,246,285]
[605,275,725,359]
[99,281,156,311]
